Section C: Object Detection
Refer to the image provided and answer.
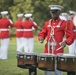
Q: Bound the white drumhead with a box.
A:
[17,52,25,55]
[38,53,56,57]
[17,52,38,55]
[24,52,38,55]
[57,53,76,58]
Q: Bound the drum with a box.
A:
[37,53,56,71]
[57,53,76,72]
[17,52,37,69]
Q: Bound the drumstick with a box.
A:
[56,46,63,51]
[48,41,50,54]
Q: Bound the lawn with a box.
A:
[0,36,69,75]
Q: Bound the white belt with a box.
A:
[0,29,9,31]
[16,29,24,31]
[73,29,76,32]
[24,29,32,31]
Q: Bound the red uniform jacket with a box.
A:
[69,20,76,39]
[15,19,23,37]
[0,17,14,38]
[38,18,74,54]
[22,19,38,38]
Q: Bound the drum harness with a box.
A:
[48,19,63,54]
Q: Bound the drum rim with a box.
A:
[37,53,56,57]
[57,53,76,57]
[17,52,38,55]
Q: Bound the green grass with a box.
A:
[0,37,69,75]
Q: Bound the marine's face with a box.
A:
[50,10,60,20]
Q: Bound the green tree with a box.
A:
[0,0,76,31]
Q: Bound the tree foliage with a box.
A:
[0,0,76,28]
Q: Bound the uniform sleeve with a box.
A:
[8,20,14,27]
[38,22,48,40]
[65,21,74,45]
[8,19,13,24]
[32,21,38,29]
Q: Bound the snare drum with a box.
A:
[37,53,56,71]
[17,52,37,69]
[57,53,76,72]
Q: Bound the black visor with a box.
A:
[50,10,60,13]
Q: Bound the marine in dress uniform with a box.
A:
[68,10,76,54]
[22,13,38,53]
[0,11,14,59]
[15,14,24,53]
[38,5,74,75]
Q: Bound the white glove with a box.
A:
[39,38,44,43]
[60,41,66,48]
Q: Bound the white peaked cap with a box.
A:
[69,10,76,15]
[49,5,63,10]
[61,13,68,16]
[17,14,23,17]
[59,16,67,20]
[59,13,71,20]
[24,13,32,18]
[1,11,8,15]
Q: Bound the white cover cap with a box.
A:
[24,13,32,18]
[1,11,8,15]
[60,13,71,20]
[59,16,67,20]
[17,14,23,17]
[61,13,68,16]
[69,10,76,15]
[49,5,63,10]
